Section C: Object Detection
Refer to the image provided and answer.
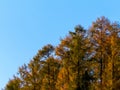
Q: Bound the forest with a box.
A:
[4,17,120,90]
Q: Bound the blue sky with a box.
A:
[0,0,120,89]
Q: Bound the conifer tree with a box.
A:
[56,25,93,90]
[5,76,21,90]
[89,16,120,90]
[4,16,120,90]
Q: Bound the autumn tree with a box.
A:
[4,16,120,90]
[5,76,21,90]
[41,57,60,90]
[89,16,120,90]
[56,25,93,90]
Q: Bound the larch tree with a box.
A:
[4,16,120,90]
[5,76,21,90]
[56,25,93,90]
[89,16,120,90]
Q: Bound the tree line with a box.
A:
[4,17,120,90]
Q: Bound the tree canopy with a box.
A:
[4,17,120,90]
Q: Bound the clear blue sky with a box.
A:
[0,0,120,89]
